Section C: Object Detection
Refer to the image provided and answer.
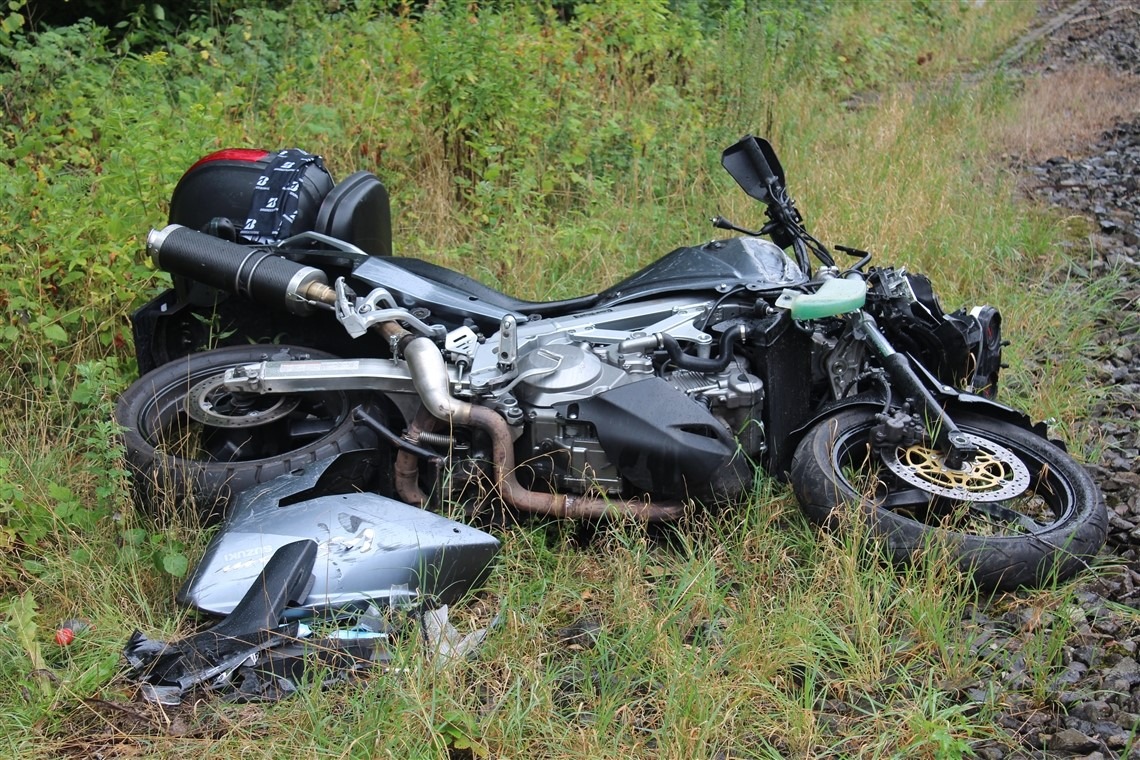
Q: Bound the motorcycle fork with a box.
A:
[851,312,978,468]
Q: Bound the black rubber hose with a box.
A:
[146,224,326,313]
[660,325,746,373]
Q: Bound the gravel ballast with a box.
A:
[969,1,1140,756]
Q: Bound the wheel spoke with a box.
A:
[205,432,253,461]
[967,500,1048,532]
[879,488,932,512]
[287,416,337,441]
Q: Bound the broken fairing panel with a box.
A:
[178,454,500,616]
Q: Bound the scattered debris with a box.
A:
[123,540,390,704]
[421,605,495,666]
[122,542,493,704]
[54,618,92,647]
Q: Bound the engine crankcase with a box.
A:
[555,377,737,499]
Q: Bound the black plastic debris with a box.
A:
[123,539,390,703]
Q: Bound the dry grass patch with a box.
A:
[1000,64,1140,161]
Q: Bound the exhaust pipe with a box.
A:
[467,405,687,521]
[147,224,334,314]
[401,337,686,521]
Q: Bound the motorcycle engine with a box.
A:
[511,340,765,498]
[451,297,767,500]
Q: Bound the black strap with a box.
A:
[241,148,329,244]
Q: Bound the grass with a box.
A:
[0,0,1126,756]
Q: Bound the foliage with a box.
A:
[21,0,291,49]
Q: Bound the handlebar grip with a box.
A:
[146,224,330,315]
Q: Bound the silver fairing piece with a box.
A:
[178,455,500,616]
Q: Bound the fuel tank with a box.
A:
[595,236,806,307]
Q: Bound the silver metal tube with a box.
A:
[404,336,473,424]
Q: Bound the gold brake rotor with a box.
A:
[881,432,1031,501]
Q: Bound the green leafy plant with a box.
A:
[434,708,489,757]
[118,527,190,578]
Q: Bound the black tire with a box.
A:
[789,408,1107,591]
[116,344,370,520]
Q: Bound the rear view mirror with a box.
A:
[721,135,786,204]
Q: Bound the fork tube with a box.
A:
[854,312,977,467]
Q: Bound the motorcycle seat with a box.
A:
[386,257,600,317]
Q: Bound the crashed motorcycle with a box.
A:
[117,136,1107,619]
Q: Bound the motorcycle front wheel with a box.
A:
[789,408,1107,591]
[116,344,370,520]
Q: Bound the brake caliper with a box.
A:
[870,409,923,452]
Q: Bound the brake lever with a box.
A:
[835,244,872,272]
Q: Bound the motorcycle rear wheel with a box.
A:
[789,408,1106,591]
[116,345,369,521]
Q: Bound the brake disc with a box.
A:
[882,432,1031,502]
[186,373,301,428]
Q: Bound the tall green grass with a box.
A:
[0,0,1113,757]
